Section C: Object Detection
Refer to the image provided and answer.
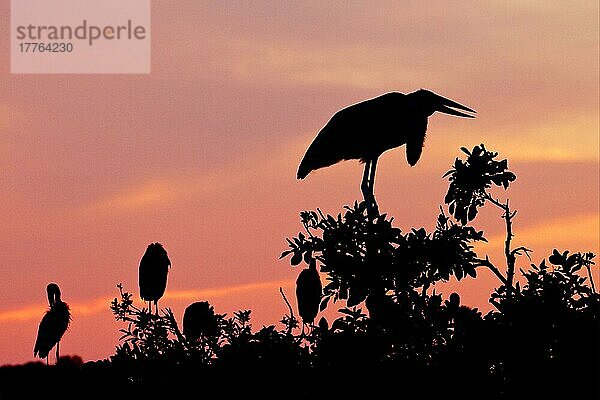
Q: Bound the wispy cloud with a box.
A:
[76,135,308,216]
[488,115,599,163]
[477,213,600,255]
[0,279,294,324]
[81,180,179,213]
[218,40,440,91]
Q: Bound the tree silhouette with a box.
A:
[486,250,598,397]
[280,144,598,396]
[4,144,596,399]
[102,144,599,397]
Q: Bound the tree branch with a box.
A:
[476,256,509,287]
[164,308,189,352]
[484,193,518,295]
[511,246,532,261]
[280,287,296,335]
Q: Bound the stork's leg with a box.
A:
[361,160,373,214]
[56,341,60,363]
[368,157,379,216]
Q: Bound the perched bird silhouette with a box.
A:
[447,292,461,310]
[365,288,395,325]
[139,242,171,314]
[446,292,461,318]
[295,260,322,332]
[183,301,219,341]
[297,89,476,214]
[34,283,71,364]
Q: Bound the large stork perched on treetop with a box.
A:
[297,89,476,215]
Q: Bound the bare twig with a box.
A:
[583,255,597,294]
[483,193,505,209]
[586,265,597,294]
[279,287,295,335]
[476,256,509,287]
[511,246,533,261]
[484,193,518,295]
[489,298,503,312]
[164,308,190,352]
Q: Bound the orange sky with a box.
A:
[0,1,598,365]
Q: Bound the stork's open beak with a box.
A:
[436,96,476,118]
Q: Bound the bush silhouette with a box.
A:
[2,145,595,399]
[104,144,597,397]
[280,144,598,396]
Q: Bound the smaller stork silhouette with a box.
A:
[297,89,476,215]
[295,260,322,334]
[183,301,219,341]
[34,283,71,364]
[139,242,171,314]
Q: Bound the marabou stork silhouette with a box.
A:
[446,292,461,318]
[139,242,171,314]
[295,260,322,333]
[183,301,219,341]
[34,283,71,364]
[297,89,476,215]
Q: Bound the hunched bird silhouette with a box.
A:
[298,89,476,215]
[139,242,171,314]
[34,283,71,364]
[295,260,322,333]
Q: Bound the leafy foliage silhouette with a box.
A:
[101,144,598,397]
[444,144,516,224]
[278,144,598,396]
[110,283,186,362]
[2,145,596,400]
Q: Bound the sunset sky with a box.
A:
[1,1,598,365]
